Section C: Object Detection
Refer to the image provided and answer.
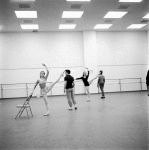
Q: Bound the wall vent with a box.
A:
[65,20,74,23]
[18,4,30,9]
[23,20,33,24]
[32,30,38,32]
[70,4,82,9]
[104,19,114,23]
[140,20,149,23]
[118,4,130,9]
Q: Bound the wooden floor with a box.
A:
[0,91,148,150]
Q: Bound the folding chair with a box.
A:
[15,94,33,119]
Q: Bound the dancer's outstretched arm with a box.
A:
[64,81,67,93]
[42,63,49,80]
[31,80,39,95]
[76,77,83,80]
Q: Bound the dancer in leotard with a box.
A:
[31,64,64,116]
[76,68,99,102]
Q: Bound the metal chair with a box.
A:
[15,94,33,119]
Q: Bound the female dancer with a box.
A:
[76,68,99,102]
[31,64,64,116]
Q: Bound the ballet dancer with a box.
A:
[97,70,105,99]
[76,68,99,102]
[64,69,77,110]
[146,70,149,96]
[31,64,64,116]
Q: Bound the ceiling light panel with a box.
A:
[15,11,37,18]
[21,24,39,29]
[127,24,146,29]
[119,0,142,2]
[143,13,149,19]
[104,11,127,18]
[94,24,112,29]
[62,11,84,18]
[59,24,76,29]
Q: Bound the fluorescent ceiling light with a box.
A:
[21,24,39,29]
[66,0,90,1]
[127,24,146,29]
[104,11,127,18]
[62,11,84,18]
[11,0,35,2]
[119,0,142,2]
[143,13,149,19]
[94,24,112,29]
[15,11,37,18]
[59,24,76,29]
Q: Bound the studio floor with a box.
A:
[0,91,148,150]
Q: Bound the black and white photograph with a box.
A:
[0,0,148,150]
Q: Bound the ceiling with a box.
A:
[0,0,149,32]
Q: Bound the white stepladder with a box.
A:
[15,94,33,119]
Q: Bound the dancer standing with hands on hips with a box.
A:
[76,68,99,102]
[31,64,64,116]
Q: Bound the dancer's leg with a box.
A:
[71,88,77,109]
[100,84,105,98]
[46,73,63,93]
[43,94,50,116]
[40,89,42,96]
[89,75,98,85]
[66,89,73,110]
[85,86,90,102]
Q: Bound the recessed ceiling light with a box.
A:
[21,24,39,29]
[127,24,146,29]
[15,11,37,18]
[119,0,142,2]
[59,24,76,29]
[62,11,84,18]
[94,24,113,29]
[143,13,149,19]
[66,0,90,1]
[104,11,127,18]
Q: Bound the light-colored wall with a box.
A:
[96,31,148,79]
[0,32,84,84]
[0,31,148,98]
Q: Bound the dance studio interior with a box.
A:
[0,0,149,149]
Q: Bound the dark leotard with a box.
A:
[76,71,90,86]
[146,70,149,86]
